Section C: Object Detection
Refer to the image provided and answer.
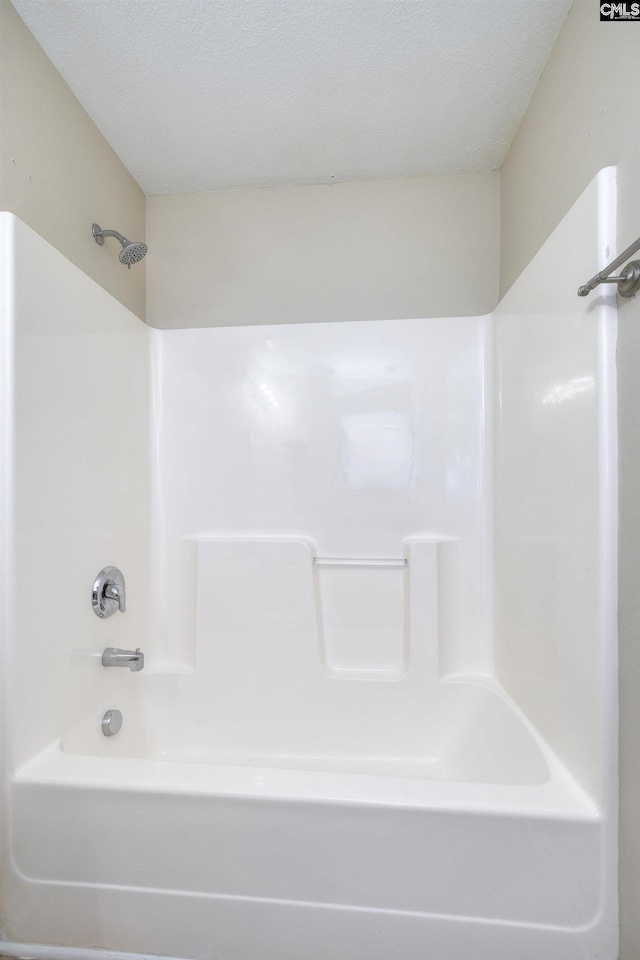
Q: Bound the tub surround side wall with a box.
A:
[146,171,500,328]
[1,213,149,771]
[490,168,618,957]
[0,0,146,320]
[500,4,636,952]
[494,169,617,809]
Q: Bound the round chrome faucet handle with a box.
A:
[92,566,126,618]
[103,580,126,613]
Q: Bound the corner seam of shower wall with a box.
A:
[481,310,496,680]
[146,326,197,672]
[0,213,16,763]
[596,167,619,926]
[0,213,17,933]
[147,326,165,663]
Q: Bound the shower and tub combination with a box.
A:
[0,168,618,959]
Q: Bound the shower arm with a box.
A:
[578,234,640,298]
[92,226,127,247]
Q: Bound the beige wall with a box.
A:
[0,1,145,319]
[147,171,499,327]
[501,0,640,298]
[501,2,640,956]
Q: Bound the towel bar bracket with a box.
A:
[578,231,640,298]
[578,260,640,299]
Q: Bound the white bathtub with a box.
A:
[5,676,609,960]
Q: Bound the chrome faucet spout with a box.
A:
[102,647,144,671]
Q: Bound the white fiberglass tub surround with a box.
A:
[0,168,617,960]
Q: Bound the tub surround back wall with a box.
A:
[146,171,500,328]
[0,0,146,320]
[149,315,491,761]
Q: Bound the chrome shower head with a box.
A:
[118,239,148,267]
[92,223,148,269]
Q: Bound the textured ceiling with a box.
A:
[11,0,572,196]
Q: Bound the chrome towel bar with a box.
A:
[578,235,640,298]
[314,557,407,567]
